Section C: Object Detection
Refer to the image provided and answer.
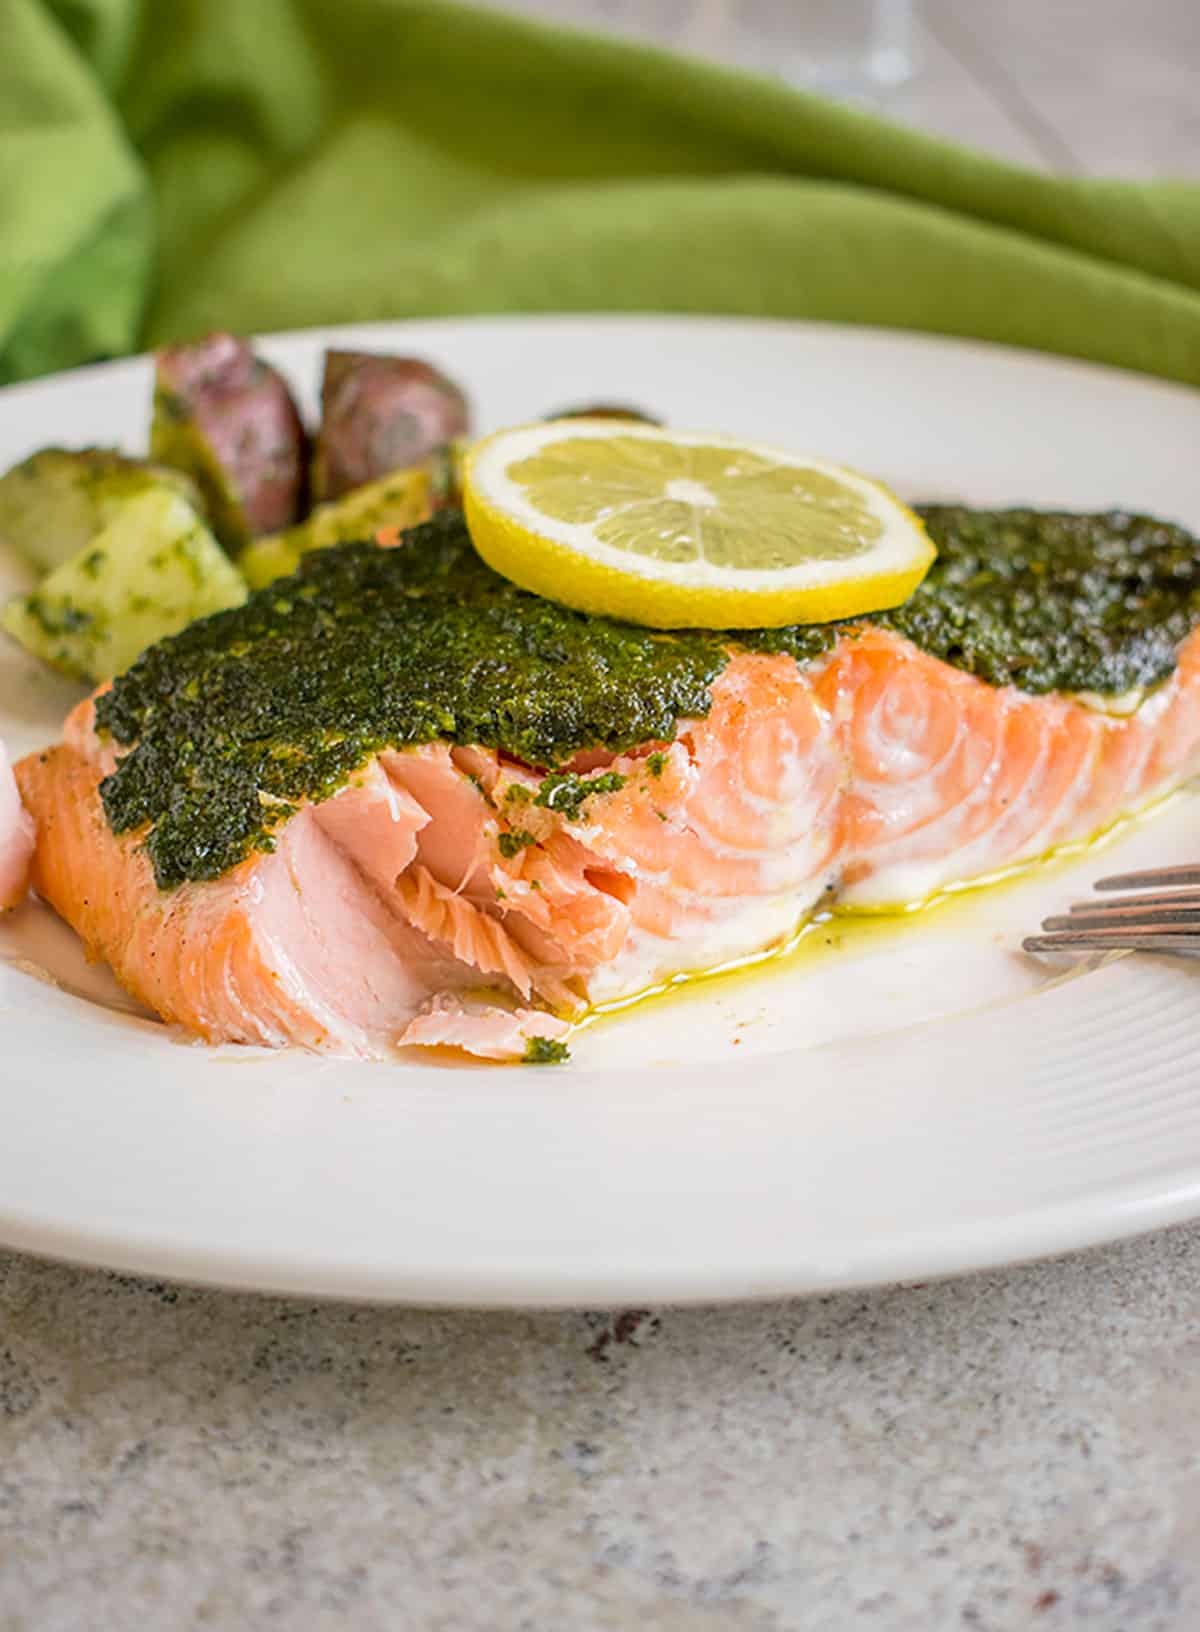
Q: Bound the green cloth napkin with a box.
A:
[4,0,1200,387]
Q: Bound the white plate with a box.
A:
[3,316,1200,1306]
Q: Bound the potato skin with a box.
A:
[152,333,307,550]
[313,351,470,502]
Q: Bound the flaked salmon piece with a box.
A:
[0,740,34,912]
[15,743,476,1055]
[394,862,574,1006]
[380,744,495,899]
[15,626,1200,1061]
[497,837,632,968]
[399,995,571,1060]
[311,759,428,897]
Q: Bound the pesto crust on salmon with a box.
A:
[15,507,1200,1061]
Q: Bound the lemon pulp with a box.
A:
[463,420,934,629]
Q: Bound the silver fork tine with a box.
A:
[1069,888,1200,912]
[1027,861,1200,960]
[1023,930,1200,955]
[1032,924,1200,943]
[1046,904,1200,930]
[1094,864,1200,891]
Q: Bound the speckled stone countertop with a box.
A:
[2,1225,1199,1630]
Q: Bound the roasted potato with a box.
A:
[2,485,247,683]
[151,333,306,552]
[240,465,435,589]
[312,351,470,502]
[0,447,204,573]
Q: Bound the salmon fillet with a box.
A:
[0,740,34,911]
[16,619,1200,1060]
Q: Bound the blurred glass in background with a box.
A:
[491,0,915,98]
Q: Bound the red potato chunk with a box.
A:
[151,333,307,550]
[313,351,470,502]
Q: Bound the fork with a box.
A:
[1024,865,1200,959]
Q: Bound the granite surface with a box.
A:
[2,1225,1200,1630]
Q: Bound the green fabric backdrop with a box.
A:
[4,0,1200,386]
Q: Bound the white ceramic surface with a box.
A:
[2,315,1199,1305]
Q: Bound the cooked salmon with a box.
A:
[0,740,34,911]
[15,619,1200,1060]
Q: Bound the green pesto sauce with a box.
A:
[97,512,728,886]
[523,1036,570,1065]
[897,506,1200,694]
[748,506,1200,694]
[97,506,1200,890]
[534,770,627,821]
[497,829,536,859]
[25,595,94,636]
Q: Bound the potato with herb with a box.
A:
[312,350,470,502]
[2,485,247,683]
[240,465,435,588]
[151,333,306,553]
[0,447,205,573]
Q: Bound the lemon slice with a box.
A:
[463,421,934,629]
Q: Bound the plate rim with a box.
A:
[0,1151,1199,1308]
